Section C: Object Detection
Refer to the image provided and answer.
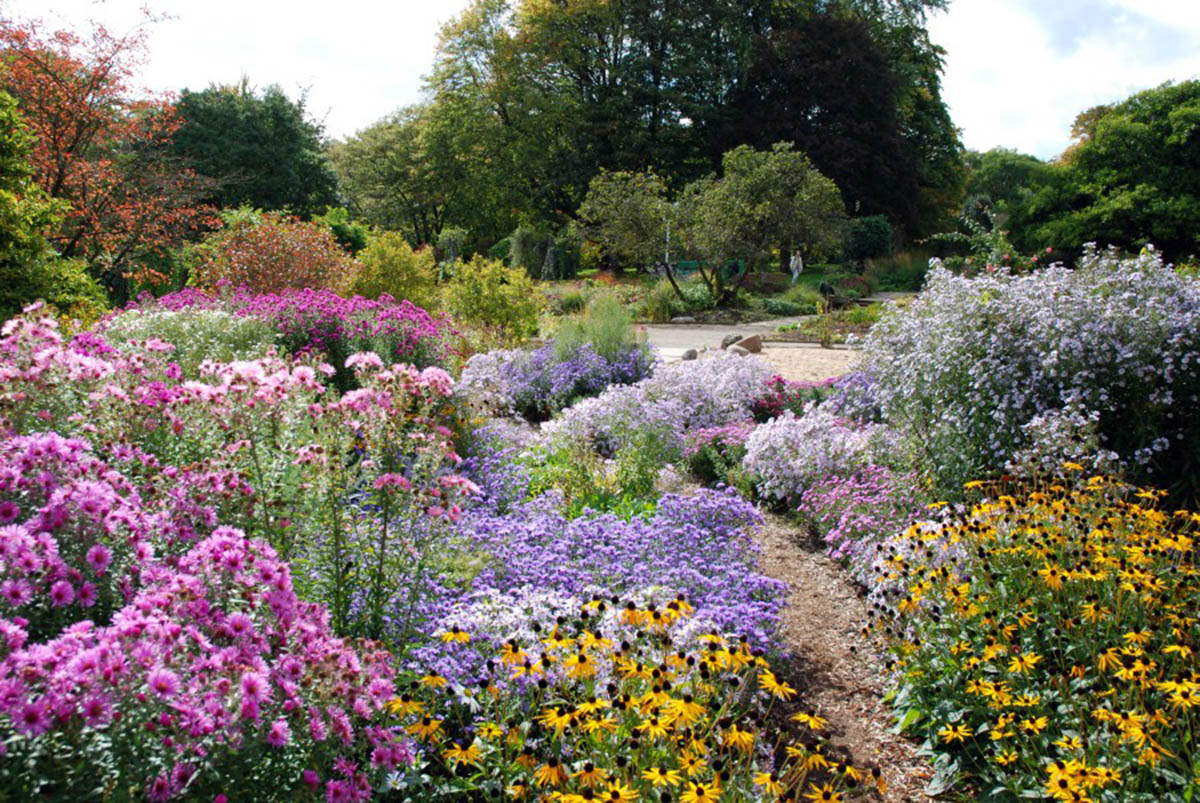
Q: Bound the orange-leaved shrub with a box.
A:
[188,208,357,293]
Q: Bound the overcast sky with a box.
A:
[4,0,1200,160]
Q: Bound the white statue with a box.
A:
[789,252,804,284]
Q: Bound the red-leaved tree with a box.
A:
[0,12,215,300]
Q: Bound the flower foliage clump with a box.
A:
[797,465,922,563]
[409,489,787,684]
[750,375,835,423]
[188,209,357,294]
[742,405,900,507]
[386,598,883,802]
[123,286,452,388]
[868,471,1200,800]
[459,339,655,422]
[543,353,775,460]
[0,527,404,800]
[855,246,1200,500]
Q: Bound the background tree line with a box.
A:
[332,0,963,253]
[2,1,1199,322]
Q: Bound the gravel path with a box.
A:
[754,514,930,801]
[760,345,859,383]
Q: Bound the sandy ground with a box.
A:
[760,344,860,383]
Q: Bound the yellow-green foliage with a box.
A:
[552,293,640,362]
[343,231,440,310]
[443,255,543,346]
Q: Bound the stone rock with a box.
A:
[734,334,762,353]
[680,348,698,361]
[720,333,742,350]
[727,345,750,357]
[671,315,697,324]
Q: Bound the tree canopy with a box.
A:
[958,81,1200,263]
[338,0,960,244]
[171,80,339,217]
[582,142,845,303]
[0,13,213,299]
[0,88,105,320]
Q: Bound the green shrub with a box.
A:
[555,288,589,315]
[508,225,546,276]
[99,307,279,377]
[486,237,511,263]
[552,293,643,363]
[443,255,543,346]
[836,274,873,298]
[634,279,681,322]
[868,249,929,292]
[436,227,469,265]
[844,214,893,262]
[784,284,823,309]
[313,206,369,256]
[343,230,439,310]
[1,256,108,325]
[763,297,814,316]
[679,279,714,311]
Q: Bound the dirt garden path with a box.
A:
[754,514,930,800]
[745,344,927,799]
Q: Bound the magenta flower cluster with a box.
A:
[749,374,836,423]
[0,527,405,799]
[127,286,454,389]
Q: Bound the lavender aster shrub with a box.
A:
[458,340,655,422]
[407,489,786,684]
[857,246,1200,499]
[742,405,902,506]
[543,353,775,459]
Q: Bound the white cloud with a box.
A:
[2,0,476,140]
[929,0,1200,159]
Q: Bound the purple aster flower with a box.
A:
[147,667,181,699]
[266,717,291,748]
[1,579,32,607]
[81,694,113,727]
[49,580,75,607]
[0,500,19,523]
[15,699,50,737]
[77,582,98,608]
[241,672,270,704]
[85,543,112,575]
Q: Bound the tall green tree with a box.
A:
[171,80,339,217]
[1023,81,1200,261]
[678,142,846,303]
[713,11,919,232]
[581,142,845,304]
[420,0,956,240]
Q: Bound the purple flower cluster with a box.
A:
[742,406,903,506]
[856,246,1200,498]
[543,353,775,458]
[797,464,923,562]
[459,341,655,422]
[408,489,786,684]
[504,342,655,422]
[0,433,156,641]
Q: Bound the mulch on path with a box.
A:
[755,513,931,801]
